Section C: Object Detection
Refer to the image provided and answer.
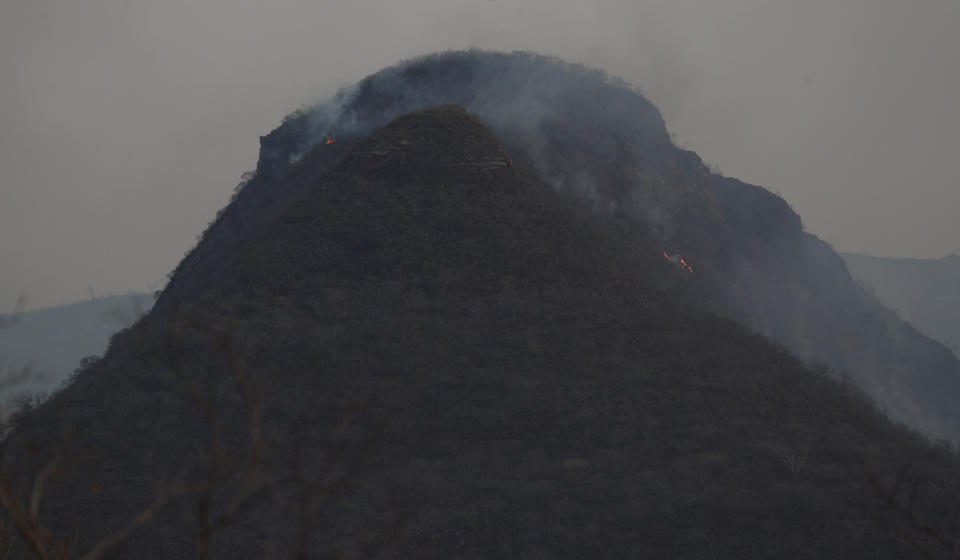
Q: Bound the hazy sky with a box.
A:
[2,0,958,309]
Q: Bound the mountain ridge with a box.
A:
[234,50,960,440]
[0,293,151,401]
[5,103,960,559]
[842,251,960,356]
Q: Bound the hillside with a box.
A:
[4,105,960,559]
[842,252,960,356]
[235,51,960,441]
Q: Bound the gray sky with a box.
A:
[2,0,958,309]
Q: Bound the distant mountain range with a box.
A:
[6,52,960,558]
[0,294,150,399]
[842,252,960,356]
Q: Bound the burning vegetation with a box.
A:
[663,250,693,273]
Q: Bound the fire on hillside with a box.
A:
[663,251,693,273]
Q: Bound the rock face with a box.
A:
[7,104,960,559]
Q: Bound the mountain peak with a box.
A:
[10,54,960,559]
[335,105,516,187]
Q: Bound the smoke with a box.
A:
[253,50,695,246]
[709,175,960,441]
[242,50,960,442]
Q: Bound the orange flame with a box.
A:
[663,250,693,273]
[324,137,338,145]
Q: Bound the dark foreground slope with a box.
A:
[241,51,960,440]
[842,252,960,356]
[6,107,960,559]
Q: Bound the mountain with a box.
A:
[4,56,960,558]
[707,179,960,439]
[232,50,960,440]
[0,294,151,403]
[842,252,960,356]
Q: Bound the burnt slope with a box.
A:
[240,50,960,440]
[6,106,960,559]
